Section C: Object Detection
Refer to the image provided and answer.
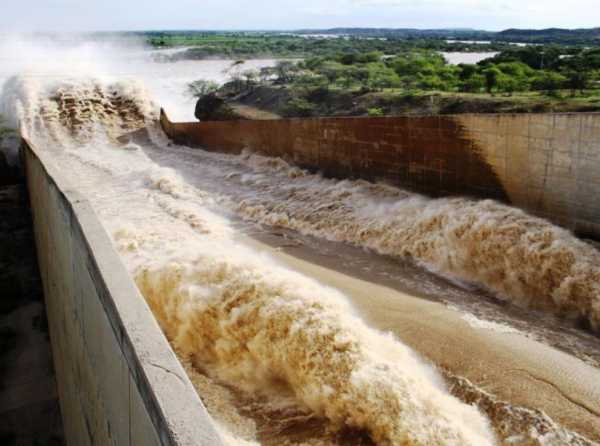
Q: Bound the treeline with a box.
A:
[294,27,600,45]
[150,34,511,60]
[476,46,600,95]
[293,28,492,39]
[495,28,600,45]
[235,46,600,98]
[292,27,600,44]
[146,28,600,47]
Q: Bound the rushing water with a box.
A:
[1,36,599,446]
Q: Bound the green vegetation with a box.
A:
[367,107,385,117]
[176,31,600,118]
[187,79,220,98]
[244,46,600,98]
[149,32,512,60]
[294,27,600,45]
[143,27,600,49]
[494,28,600,45]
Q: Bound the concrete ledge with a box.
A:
[161,110,600,239]
[21,138,223,446]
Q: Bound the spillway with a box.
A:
[2,38,600,446]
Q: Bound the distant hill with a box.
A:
[293,27,600,44]
[294,28,491,39]
[496,28,600,44]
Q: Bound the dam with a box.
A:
[160,110,600,240]
[2,43,600,446]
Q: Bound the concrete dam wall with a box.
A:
[161,110,600,239]
[21,139,223,446]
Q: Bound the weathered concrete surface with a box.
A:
[161,110,600,239]
[22,139,223,446]
[457,114,600,239]
[0,182,65,446]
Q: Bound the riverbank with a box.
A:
[213,83,600,119]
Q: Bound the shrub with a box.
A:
[460,73,485,93]
[283,97,317,117]
[367,107,385,117]
[532,71,567,96]
[187,80,220,98]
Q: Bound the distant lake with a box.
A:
[445,40,542,48]
[441,52,498,65]
[445,40,492,45]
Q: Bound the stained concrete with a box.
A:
[22,139,223,446]
[0,179,65,445]
[161,110,600,239]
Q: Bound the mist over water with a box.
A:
[0,34,276,121]
[2,36,599,445]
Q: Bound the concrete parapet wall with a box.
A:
[161,110,600,239]
[22,139,222,446]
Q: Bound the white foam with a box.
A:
[3,66,497,444]
[5,37,596,445]
[190,150,600,330]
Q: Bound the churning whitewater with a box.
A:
[4,75,499,445]
[2,40,600,445]
[143,133,600,331]
[220,151,600,330]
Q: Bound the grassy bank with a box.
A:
[220,84,600,119]
[196,50,600,119]
[148,32,512,59]
[179,33,600,118]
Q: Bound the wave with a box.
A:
[194,150,600,330]
[1,75,155,145]
[9,73,598,445]
[130,229,496,445]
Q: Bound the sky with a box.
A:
[2,0,599,32]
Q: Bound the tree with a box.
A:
[283,97,316,117]
[495,61,533,78]
[258,66,276,83]
[498,77,522,96]
[339,53,358,65]
[532,71,567,97]
[461,73,485,93]
[565,70,589,96]
[483,46,561,70]
[187,80,219,98]
[483,67,501,95]
[367,107,384,117]
[356,51,383,64]
[241,69,259,90]
[353,67,371,84]
[274,61,300,83]
[221,60,246,93]
[293,74,328,89]
[458,63,478,81]
[368,68,401,91]
[303,57,325,71]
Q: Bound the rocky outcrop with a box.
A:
[194,93,249,121]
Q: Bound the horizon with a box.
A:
[3,25,600,34]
